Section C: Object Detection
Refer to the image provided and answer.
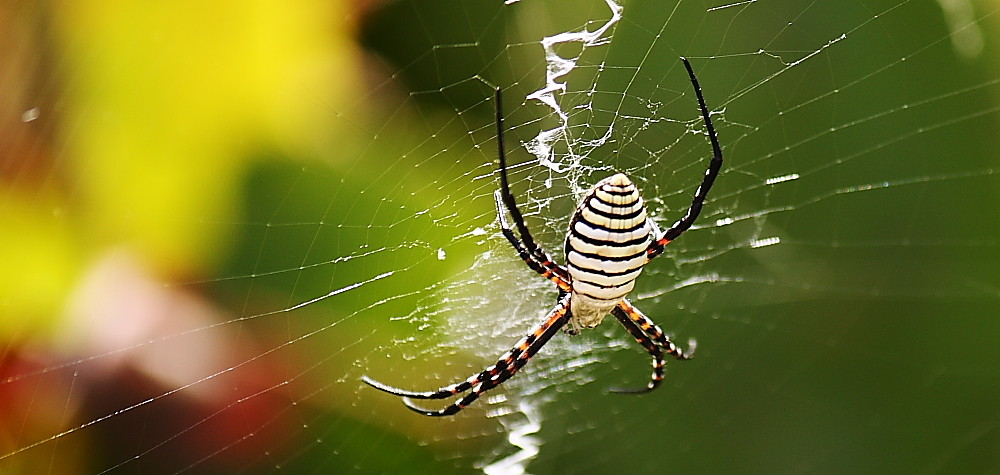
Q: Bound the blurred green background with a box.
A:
[1,0,998,473]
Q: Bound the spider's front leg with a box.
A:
[494,191,571,291]
[491,84,573,287]
[647,57,723,261]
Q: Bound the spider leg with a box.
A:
[398,295,572,416]
[608,299,695,394]
[363,332,525,400]
[494,190,571,292]
[492,87,570,282]
[648,57,724,260]
[609,305,666,394]
[362,316,543,401]
[619,298,696,361]
[362,373,484,400]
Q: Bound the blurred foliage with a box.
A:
[1,0,359,328]
[55,0,359,276]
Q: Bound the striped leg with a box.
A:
[618,298,696,361]
[647,57,723,260]
[362,323,533,400]
[492,87,571,283]
[400,295,572,416]
[494,190,571,291]
[609,305,665,394]
[365,295,571,416]
[362,367,496,400]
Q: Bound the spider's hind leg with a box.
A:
[364,295,573,416]
[362,371,484,400]
[609,305,665,394]
[609,300,695,394]
[619,299,695,361]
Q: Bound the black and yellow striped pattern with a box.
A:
[565,173,654,332]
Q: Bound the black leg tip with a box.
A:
[402,397,459,417]
[608,384,658,395]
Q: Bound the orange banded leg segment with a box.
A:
[610,305,665,394]
[362,311,546,401]
[401,295,572,416]
[494,191,571,290]
[618,299,695,361]
[362,364,497,400]
[646,237,672,261]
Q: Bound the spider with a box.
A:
[363,57,722,416]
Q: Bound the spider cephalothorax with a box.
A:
[363,57,722,416]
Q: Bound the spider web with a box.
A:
[1,0,999,473]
